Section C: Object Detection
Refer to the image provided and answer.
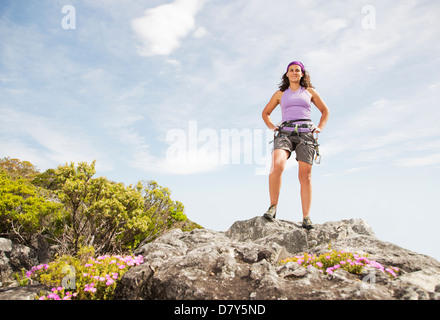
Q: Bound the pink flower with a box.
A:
[357,257,369,264]
[316,262,323,268]
[106,279,114,286]
[47,293,60,300]
[118,264,126,269]
[370,261,384,271]
[386,268,397,277]
[326,256,331,260]
[84,283,97,293]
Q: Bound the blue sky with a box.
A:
[1,0,439,260]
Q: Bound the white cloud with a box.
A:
[322,86,440,168]
[395,154,440,168]
[316,18,348,35]
[193,26,208,38]
[345,167,367,174]
[131,0,207,56]
[166,59,181,67]
[0,108,113,172]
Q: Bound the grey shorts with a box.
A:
[273,130,316,165]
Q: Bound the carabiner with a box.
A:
[314,154,321,165]
[313,131,319,141]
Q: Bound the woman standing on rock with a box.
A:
[262,61,329,229]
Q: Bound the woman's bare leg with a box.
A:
[298,160,313,219]
[269,149,289,207]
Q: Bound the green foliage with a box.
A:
[0,171,63,244]
[280,250,400,278]
[32,168,61,191]
[0,157,39,181]
[54,161,148,254]
[14,269,31,286]
[1,156,201,257]
[139,180,190,243]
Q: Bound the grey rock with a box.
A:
[398,267,440,293]
[3,216,440,300]
[1,238,38,288]
[115,216,440,300]
[0,238,12,252]
[9,242,38,272]
[0,285,47,300]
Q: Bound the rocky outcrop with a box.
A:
[0,238,39,288]
[2,217,440,300]
[0,284,46,300]
[115,217,440,300]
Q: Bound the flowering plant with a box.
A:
[24,252,144,300]
[280,250,400,278]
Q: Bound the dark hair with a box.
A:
[278,70,314,91]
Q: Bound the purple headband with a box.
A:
[286,61,305,73]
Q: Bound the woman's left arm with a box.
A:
[307,88,330,133]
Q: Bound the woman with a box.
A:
[262,61,329,229]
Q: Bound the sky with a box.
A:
[1,0,439,261]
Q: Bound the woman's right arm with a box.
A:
[262,90,282,131]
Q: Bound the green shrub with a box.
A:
[54,161,148,254]
[0,171,64,245]
[2,157,201,257]
[0,157,39,181]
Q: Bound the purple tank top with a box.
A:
[280,87,312,132]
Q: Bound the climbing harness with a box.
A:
[270,119,321,164]
[312,131,321,164]
[278,118,315,133]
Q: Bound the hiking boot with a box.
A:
[263,205,277,221]
[302,216,314,230]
